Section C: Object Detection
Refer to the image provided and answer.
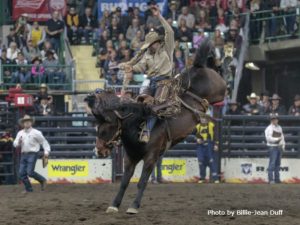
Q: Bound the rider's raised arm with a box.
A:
[158,14,174,62]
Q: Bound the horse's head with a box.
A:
[84,90,121,157]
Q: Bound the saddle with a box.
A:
[136,75,182,118]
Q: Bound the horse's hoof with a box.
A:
[126,207,138,214]
[106,206,119,213]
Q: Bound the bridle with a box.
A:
[99,110,133,148]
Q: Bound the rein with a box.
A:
[104,111,133,147]
[179,69,209,121]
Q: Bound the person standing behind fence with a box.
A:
[13,115,50,193]
[265,113,285,184]
[195,117,219,183]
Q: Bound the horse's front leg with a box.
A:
[106,155,138,213]
[126,153,158,214]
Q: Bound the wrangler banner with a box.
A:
[12,0,67,21]
[32,159,112,184]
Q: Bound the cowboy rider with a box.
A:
[119,5,175,143]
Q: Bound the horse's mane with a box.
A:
[193,38,215,68]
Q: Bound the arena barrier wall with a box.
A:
[31,159,112,184]
[222,158,300,183]
[131,158,201,182]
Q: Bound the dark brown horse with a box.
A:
[85,39,226,214]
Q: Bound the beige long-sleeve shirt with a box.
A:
[130,15,175,78]
[13,128,51,155]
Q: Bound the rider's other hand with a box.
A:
[124,65,133,73]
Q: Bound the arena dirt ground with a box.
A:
[0,183,300,225]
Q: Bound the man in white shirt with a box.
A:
[13,115,51,193]
[264,113,285,184]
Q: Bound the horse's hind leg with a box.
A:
[106,155,137,213]
[126,154,157,214]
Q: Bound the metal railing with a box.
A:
[221,115,300,157]
[0,64,73,91]
[249,7,300,44]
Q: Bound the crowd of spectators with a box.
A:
[1,12,66,86]
[225,91,300,116]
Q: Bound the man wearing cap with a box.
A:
[265,113,285,184]
[195,117,219,183]
[120,5,174,142]
[288,94,300,116]
[13,115,50,193]
[35,95,54,116]
[259,91,270,114]
[267,94,286,115]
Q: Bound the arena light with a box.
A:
[245,62,260,71]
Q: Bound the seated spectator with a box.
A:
[174,49,185,74]
[133,7,145,26]
[213,28,225,61]
[130,30,144,51]
[226,27,243,56]
[43,50,64,83]
[267,94,286,115]
[0,49,14,81]
[126,18,145,42]
[35,95,54,116]
[79,7,97,44]
[215,8,228,33]
[65,6,79,45]
[226,100,242,115]
[117,40,128,59]
[177,6,195,29]
[288,95,300,116]
[109,17,123,42]
[34,83,53,104]
[46,11,65,51]
[178,19,193,42]
[195,9,211,31]
[124,71,138,85]
[167,1,180,21]
[11,52,31,84]
[193,29,206,48]
[40,41,58,61]
[105,40,115,53]
[120,49,132,63]
[7,27,20,48]
[146,8,161,30]
[23,39,41,62]
[28,21,46,50]
[103,50,119,74]
[99,10,111,28]
[259,91,271,114]
[7,42,20,61]
[31,57,45,83]
[243,92,263,115]
[108,72,122,85]
[98,29,110,50]
[96,49,108,68]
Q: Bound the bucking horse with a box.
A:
[84,39,227,214]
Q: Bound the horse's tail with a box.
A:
[193,38,214,68]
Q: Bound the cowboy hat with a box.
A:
[141,30,161,50]
[247,93,259,101]
[40,83,48,89]
[270,113,279,120]
[245,62,260,71]
[32,56,42,64]
[19,115,34,125]
[270,93,281,100]
[294,94,300,101]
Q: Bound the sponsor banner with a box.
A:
[98,0,168,19]
[222,158,300,183]
[131,158,201,182]
[32,159,112,183]
[12,0,67,21]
